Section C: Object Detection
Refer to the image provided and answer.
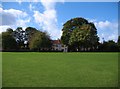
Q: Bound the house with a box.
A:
[52,39,68,52]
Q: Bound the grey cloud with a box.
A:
[1,12,16,25]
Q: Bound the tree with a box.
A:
[2,32,18,51]
[25,27,38,44]
[61,17,99,51]
[29,31,52,51]
[118,36,120,51]
[61,17,88,46]
[13,27,27,49]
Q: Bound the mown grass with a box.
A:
[2,52,118,87]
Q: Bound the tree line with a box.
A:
[1,27,52,52]
[0,17,120,52]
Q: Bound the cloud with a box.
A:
[0,7,30,33]
[88,18,118,42]
[95,21,111,29]
[1,11,16,25]
[40,0,56,10]
[33,0,61,39]
[2,8,27,18]
[94,20,118,42]
[0,7,28,25]
[16,18,31,27]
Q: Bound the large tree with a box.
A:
[61,17,99,51]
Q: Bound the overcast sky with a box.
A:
[0,0,119,42]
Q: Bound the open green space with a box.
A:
[2,52,118,87]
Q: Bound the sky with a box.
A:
[0,0,119,42]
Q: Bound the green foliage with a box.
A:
[1,26,52,51]
[2,32,17,51]
[99,40,119,52]
[61,29,71,45]
[29,31,52,51]
[61,17,99,51]
[118,36,120,50]
[25,27,38,42]
[61,17,89,45]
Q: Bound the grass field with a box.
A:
[2,52,118,87]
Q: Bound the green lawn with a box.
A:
[2,52,118,87]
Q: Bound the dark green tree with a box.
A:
[2,32,18,51]
[118,36,120,51]
[99,40,119,52]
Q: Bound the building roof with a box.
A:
[52,39,61,44]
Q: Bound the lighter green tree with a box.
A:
[29,31,51,51]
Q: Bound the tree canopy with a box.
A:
[29,31,52,51]
[61,17,99,51]
[2,32,18,51]
[25,27,38,42]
